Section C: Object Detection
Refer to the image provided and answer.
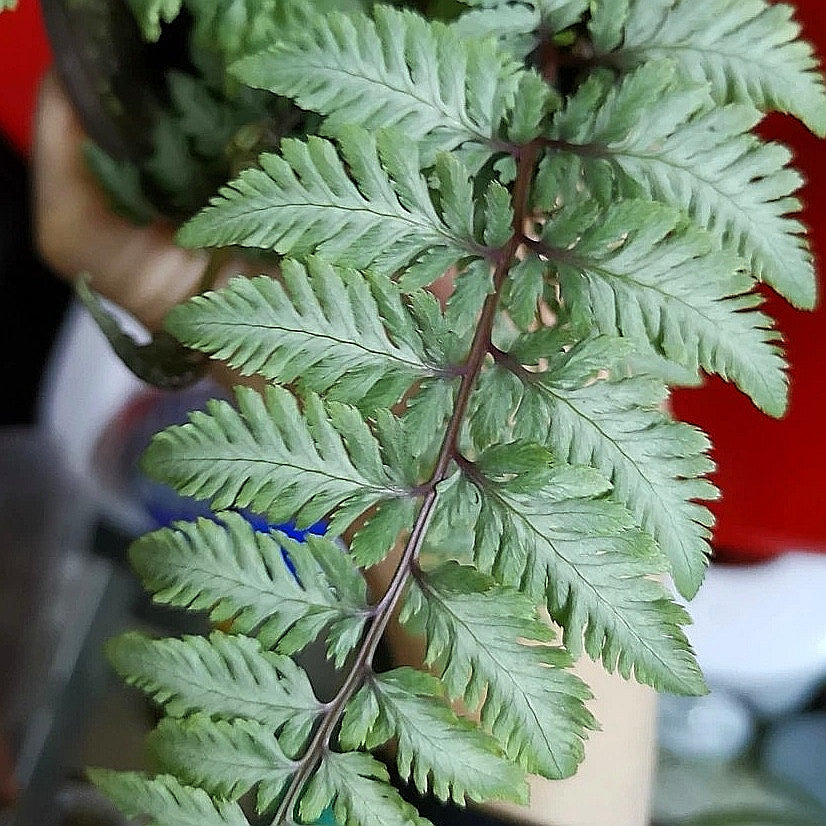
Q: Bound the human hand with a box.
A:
[32,72,210,332]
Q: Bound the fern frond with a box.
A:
[143,387,408,532]
[401,562,596,779]
[149,716,295,812]
[299,751,434,826]
[349,499,418,568]
[543,60,815,308]
[185,0,281,66]
[177,128,482,279]
[450,4,539,60]
[88,771,250,826]
[340,667,528,804]
[614,0,826,137]
[452,0,588,61]
[588,0,629,52]
[399,380,459,464]
[87,4,825,824]
[503,342,717,598]
[466,366,525,452]
[106,631,321,755]
[456,0,585,27]
[232,6,521,167]
[453,454,706,694]
[126,0,183,41]
[129,513,369,660]
[167,261,452,408]
[535,0,588,29]
[537,200,789,416]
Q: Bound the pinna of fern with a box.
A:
[79,1,825,825]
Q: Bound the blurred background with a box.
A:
[1,1,826,824]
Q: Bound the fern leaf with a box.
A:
[129,513,369,660]
[451,5,539,60]
[349,498,418,568]
[506,345,717,598]
[106,631,321,755]
[143,386,407,531]
[89,771,250,826]
[149,716,295,812]
[535,0,588,30]
[544,60,816,309]
[166,260,444,407]
[589,0,629,52]
[299,751,433,826]
[457,454,706,694]
[502,256,546,330]
[341,668,528,804]
[614,0,826,137]
[466,366,525,452]
[125,0,183,41]
[401,562,596,779]
[185,0,281,66]
[538,200,789,416]
[177,128,479,279]
[457,0,586,29]
[233,6,522,167]
[452,0,587,60]
[400,379,460,463]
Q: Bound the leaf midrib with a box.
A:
[138,669,320,721]
[155,451,394,496]
[190,318,436,373]
[224,196,466,255]
[619,40,806,72]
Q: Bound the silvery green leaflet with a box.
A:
[17,0,822,822]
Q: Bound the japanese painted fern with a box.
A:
[65,0,825,823]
